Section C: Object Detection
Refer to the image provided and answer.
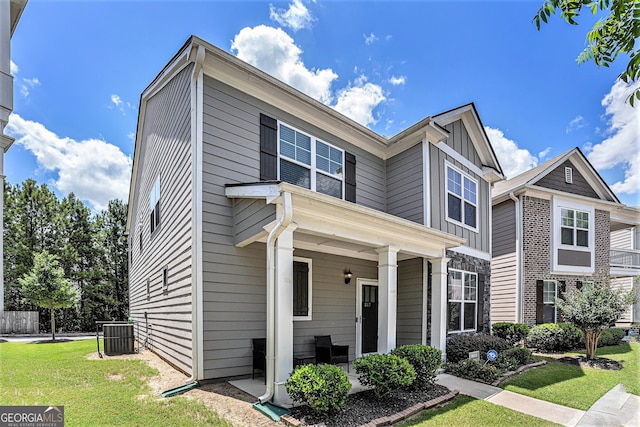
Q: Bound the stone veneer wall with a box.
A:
[521,196,610,326]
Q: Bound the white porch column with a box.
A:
[430,257,450,360]
[376,246,399,353]
[273,224,296,405]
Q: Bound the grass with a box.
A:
[397,394,561,427]
[0,339,230,426]
[501,342,640,410]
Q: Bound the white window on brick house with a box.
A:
[447,269,477,332]
[536,280,566,324]
[552,198,595,274]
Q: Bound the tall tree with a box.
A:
[534,0,640,105]
[20,251,80,340]
[556,278,637,359]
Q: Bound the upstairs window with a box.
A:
[446,164,478,230]
[149,177,161,234]
[279,123,344,199]
[560,208,589,247]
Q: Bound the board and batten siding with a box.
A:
[491,199,518,323]
[200,76,388,378]
[129,64,194,374]
[386,142,424,223]
[428,121,491,254]
[396,258,424,346]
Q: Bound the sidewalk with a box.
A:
[436,374,639,427]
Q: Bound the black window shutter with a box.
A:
[293,261,309,317]
[345,152,356,203]
[535,280,544,324]
[260,114,278,181]
[476,274,485,333]
[576,281,583,291]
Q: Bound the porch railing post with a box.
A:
[376,246,399,353]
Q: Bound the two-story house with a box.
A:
[491,148,640,327]
[126,36,503,405]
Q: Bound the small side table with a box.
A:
[293,354,316,367]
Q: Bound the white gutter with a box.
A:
[259,191,293,403]
[187,44,205,383]
[509,191,522,323]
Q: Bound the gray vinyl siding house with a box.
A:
[490,148,640,327]
[127,36,504,405]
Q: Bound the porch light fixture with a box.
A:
[344,269,353,285]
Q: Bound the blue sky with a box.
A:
[7,0,639,211]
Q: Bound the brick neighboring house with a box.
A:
[491,147,640,327]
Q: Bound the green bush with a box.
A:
[446,334,510,363]
[443,359,499,384]
[526,323,583,352]
[598,328,626,347]
[285,364,351,413]
[494,354,519,372]
[390,345,442,389]
[352,354,416,398]
[501,347,532,366]
[492,322,530,347]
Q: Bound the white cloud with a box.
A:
[269,0,313,32]
[364,33,378,45]
[6,113,132,211]
[538,147,551,159]
[333,81,385,126]
[231,25,337,104]
[19,77,40,98]
[111,94,122,106]
[485,126,538,179]
[388,75,406,86]
[587,80,640,198]
[566,115,585,133]
[10,60,18,75]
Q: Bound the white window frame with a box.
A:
[149,176,161,235]
[445,162,479,233]
[277,122,345,199]
[447,269,478,333]
[552,198,595,274]
[542,280,558,323]
[293,256,313,321]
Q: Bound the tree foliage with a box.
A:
[534,0,640,105]
[19,250,79,340]
[555,278,637,359]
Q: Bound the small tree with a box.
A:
[20,251,80,340]
[555,278,637,359]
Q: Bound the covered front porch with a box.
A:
[225,182,465,405]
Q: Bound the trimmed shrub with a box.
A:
[390,345,442,389]
[352,354,416,398]
[443,359,499,384]
[492,322,530,347]
[446,334,510,363]
[494,354,519,372]
[501,347,532,366]
[598,328,626,347]
[526,323,583,352]
[285,364,351,413]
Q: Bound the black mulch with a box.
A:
[31,339,74,344]
[288,384,451,427]
[556,356,622,370]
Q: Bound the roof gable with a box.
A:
[535,159,600,199]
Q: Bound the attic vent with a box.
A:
[565,167,573,184]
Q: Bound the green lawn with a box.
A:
[0,339,230,426]
[398,394,560,427]
[501,342,640,410]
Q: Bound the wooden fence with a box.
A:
[0,311,39,334]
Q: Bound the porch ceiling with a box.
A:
[226,182,466,261]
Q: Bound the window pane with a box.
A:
[543,304,555,323]
[464,202,476,228]
[316,173,342,198]
[448,302,461,331]
[464,303,476,330]
[577,230,589,247]
[447,168,462,196]
[296,132,311,151]
[561,209,574,227]
[280,125,296,144]
[316,156,330,173]
[281,160,310,189]
[448,271,462,300]
[464,178,476,204]
[561,227,573,245]
[448,194,462,222]
[329,146,342,163]
[576,211,589,229]
[464,274,476,301]
[543,281,556,303]
[296,146,311,165]
[316,140,329,158]
[280,140,296,159]
[329,160,342,176]
[293,261,309,317]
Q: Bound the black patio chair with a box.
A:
[314,335,349,372]
[252,338,266,383]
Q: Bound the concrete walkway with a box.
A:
[436,374,640,427]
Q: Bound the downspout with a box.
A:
[187,44,206,383]
[259,191,293,404]
[509,192,522,323]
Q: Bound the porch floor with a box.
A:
[229,363,368,402]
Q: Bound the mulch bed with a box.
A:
[286,385,453,427]
[556,356,622,370]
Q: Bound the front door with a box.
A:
[361,284,378,353]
